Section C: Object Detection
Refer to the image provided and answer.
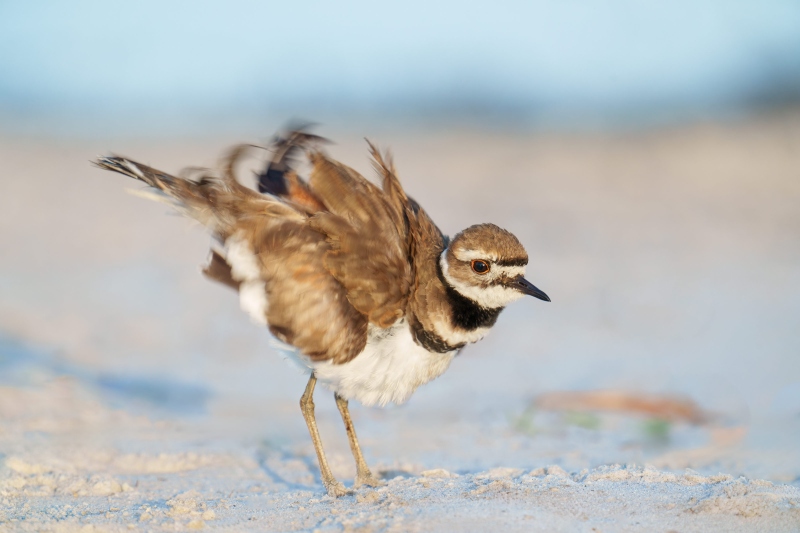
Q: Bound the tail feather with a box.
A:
[94,154,307,238]
[94,156,175,189]
[93,155,227,228]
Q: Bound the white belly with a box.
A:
[274,320,456,407]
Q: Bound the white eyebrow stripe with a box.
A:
[453,250,526,279]
[453,249,499,262]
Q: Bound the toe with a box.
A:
[355,474,383,488]
[325,481,352,498]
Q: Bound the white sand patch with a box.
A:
[113,452,220,474]
[5,447,798,532]
[421,468,457,478]
[476,466,524,480]
[0,462,130,499]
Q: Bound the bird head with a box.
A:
[440,223,550,309]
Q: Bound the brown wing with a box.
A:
[97,136,445,364]
[234,218,368,364]
[96,152,368,364]
[218,144,369,363]
[251,137,447,354]
[402,193,452,343]
[364,145,454,342]
[305,151,405,327]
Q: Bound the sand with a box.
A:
[1,111,800,531]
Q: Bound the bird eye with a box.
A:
[471,260,490,274]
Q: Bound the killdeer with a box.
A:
[94,129,550,497]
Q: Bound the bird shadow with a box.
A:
[0,334,211,416]
[255,439,323,491]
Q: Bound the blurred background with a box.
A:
[3,0,800,135]
[1,0,799,510]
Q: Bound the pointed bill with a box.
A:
[512,276,550,302]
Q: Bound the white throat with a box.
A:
[439,250,526,309]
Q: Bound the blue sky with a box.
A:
[1,1,799,131]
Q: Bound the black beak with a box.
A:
[511,276,551,302]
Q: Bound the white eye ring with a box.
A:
[471,260,490,274]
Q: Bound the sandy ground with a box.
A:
[1,112,800,531]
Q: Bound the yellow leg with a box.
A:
[300,374,350,497]
[335,393,382,488]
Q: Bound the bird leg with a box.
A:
[300,374,350,497]
[335,393,382,488]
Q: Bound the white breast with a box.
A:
[275,320,456,407]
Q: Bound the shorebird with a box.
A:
[94,129,550,497]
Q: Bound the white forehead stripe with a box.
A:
[494,265,526,278]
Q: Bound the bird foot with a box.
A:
[324,480,352,498]
[354,472,383,488]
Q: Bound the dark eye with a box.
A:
[471,260,490,274]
